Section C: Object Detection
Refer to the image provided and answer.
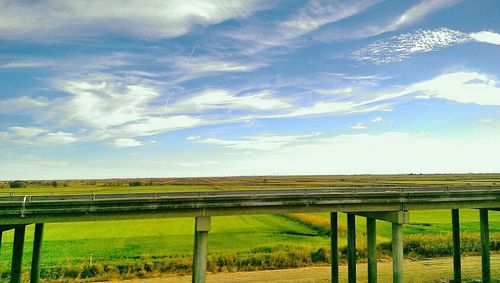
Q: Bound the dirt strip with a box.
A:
[109,255,499,283]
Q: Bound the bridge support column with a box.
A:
[11,225,26,283]
[330,212,338,283]
[30,223,45,283]
[347,213,356,283]
[367,217,377,283]
[451,209,461,283]
[480,209,490,283]
[392,223,403,283]
[356,211,408,283]
[192,216,211,283]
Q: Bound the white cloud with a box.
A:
[407,72,500,105]
[351,122,366,130]
[0,96,50,114]
[371,117,383,123]
[7,126,47,137]
[112,138,144,148]
[470,31,500,45]
[218,132,500,175]
[222,0,380,53]
[0,0,264,39]
[352,28,500,64]
[0,60,53,69]
[359,71,500,107]
[113,116,204,137]
[189,132,322,151]
[4,131,500,179]
[389,0,461,31]
[41,132,77,145]
[312,87,355,95]
[352,28,470,64]
[0,73,208,145]
[0,127,77,145]
[171,89,290,112]
[173,56,266,74]
[277,101,356,117]
[278,0,381,40]
[315,0,462,41]
[55,76,160,129]
[321,73,391,81]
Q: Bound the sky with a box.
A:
[1,0,500,180]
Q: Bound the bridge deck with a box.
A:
[0,186,498,224]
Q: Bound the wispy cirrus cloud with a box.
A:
[2,69,498,149]
[0,72,291,147]
[171,56,266,74]
[352,28,500,64]
[277,0,381,41]
[388,0,462,31]
[169,89,291,113]
[0,96,50,114]
[221,0,380,53]
[188,132,322,151]
[352,28,469,64]
[315,0,463,41]
[0,0,267,40]
[0,127,77,146]
[351,123,367,130]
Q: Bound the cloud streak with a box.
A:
[352,28,500,64]
[0,127,77,146]
[315,0,463,41]
[0,0,266,39]
[188,132,322,151]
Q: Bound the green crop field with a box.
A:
[0,174,499,282]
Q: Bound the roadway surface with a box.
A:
[0,186,498,224]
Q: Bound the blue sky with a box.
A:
[1,0,500,180]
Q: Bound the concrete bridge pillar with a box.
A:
[355,211,408,283]
[451,209,461,282]
[30,223,45,283]
[192,216,211,283]
[330,212,338,283]
[480,209,490,283]
[367,217,377,283]
[347,213,356,283]
[391,222,403,283]
[11,225,26,283]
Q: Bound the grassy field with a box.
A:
[0,174,499,282]
[122,256,500,283]
[2,173,500,196]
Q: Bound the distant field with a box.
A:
[0,174,499,281]
[2,173,500,196]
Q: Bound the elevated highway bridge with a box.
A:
[0,186,499,283]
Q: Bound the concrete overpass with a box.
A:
[0,186,499,283]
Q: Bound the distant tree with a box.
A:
[52,181,58,188]
[9,181,26,188]
[129,181,142,187]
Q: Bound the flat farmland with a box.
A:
[0,174,499,282]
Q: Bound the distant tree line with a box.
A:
[9,180,26,188]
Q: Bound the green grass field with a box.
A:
[0,175,499,281]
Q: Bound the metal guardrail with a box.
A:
[0,185,499,202]
[0,186,498,224]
